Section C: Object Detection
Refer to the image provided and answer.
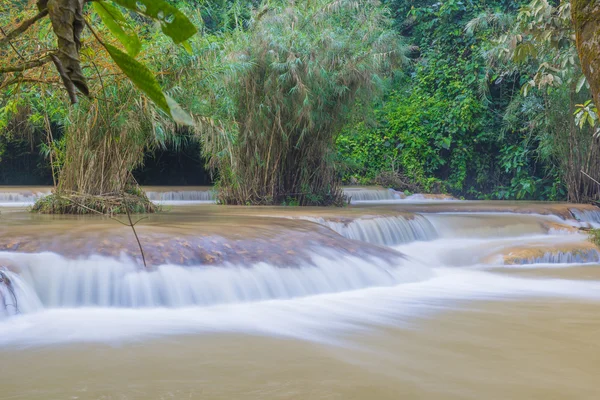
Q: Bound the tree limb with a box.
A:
[572,1,600,109]
[0,55,52,73]
[0,26,25,60]
[0,76,60,91]
[47,0,89,96]
[0,9,49,48]
[50,53,78,104]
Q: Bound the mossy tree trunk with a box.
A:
[572,1,600,108]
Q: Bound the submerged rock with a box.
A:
[488,241,600,265]
[0,215,404,267]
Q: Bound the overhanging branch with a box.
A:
[0,9,49,48]
[0,55,52,73]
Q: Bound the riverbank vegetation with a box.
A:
[1,0,600,210]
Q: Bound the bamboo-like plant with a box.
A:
[32,82,172,214]
[195,0,406,205]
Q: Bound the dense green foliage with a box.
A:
[194,0,403,205]
[1,0,599,205]
[339,0,598,201]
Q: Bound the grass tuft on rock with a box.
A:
[589,229,600,247]
[31,187,159,215]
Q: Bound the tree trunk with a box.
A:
[572,1,600,108]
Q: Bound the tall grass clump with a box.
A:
[33,84,172,214]
[588,228,600,249]
[196,0,406,205]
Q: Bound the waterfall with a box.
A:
[570,208,600,225]
[0,273,16,318]
[404,194,457,201]
[0,190,49,204]
[504,249,600,265]
[300,215,437,246]
[0,270,43,318]
[145,190,216,202]
[343,188,403,202]
[0,251,429,312]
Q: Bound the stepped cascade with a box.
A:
[1,194,600,399]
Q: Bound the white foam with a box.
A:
[145,190,215,202]
[298,215,437,246]
[2,209,600,348]
[0,251,428,310]
[0,267,598,347]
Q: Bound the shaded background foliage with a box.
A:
[338,0,598,202]
[1,0,599,204]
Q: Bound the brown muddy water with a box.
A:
[1,187,600,399]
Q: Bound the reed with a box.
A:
[32,83,171,214]
[196,0,405,206]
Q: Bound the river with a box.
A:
[0,187,599,399]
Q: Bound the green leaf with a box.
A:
[93,1,141,56]
[441,137,451,150]
[181,40,193,55]
[110,0,197,44]
[166,95,195,126]
[104,43,194,126]
[576,74,587,93]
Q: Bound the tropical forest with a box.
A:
[1,0,600,398]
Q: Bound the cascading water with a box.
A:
[0,270,42,318]
[570,208,600,225]
[145,189,216,203]
[0,190,50,205]
[300,215,437,246]
[3,201,600,399]
[425,213,581,239]
[503,249,600,265]
[0,251,429,312]
[343,188,403,202]
[0,272,16,318]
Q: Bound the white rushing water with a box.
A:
[343,188,403,202]
[145,189,216,204]
[503,249,600,265]
[300,215,437,246]
[0,251,427,310]
[0,186,463,207]
[1,210,600,347]
[0,189,50,207]
[570,208,600,226]
[1,260,599,347]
